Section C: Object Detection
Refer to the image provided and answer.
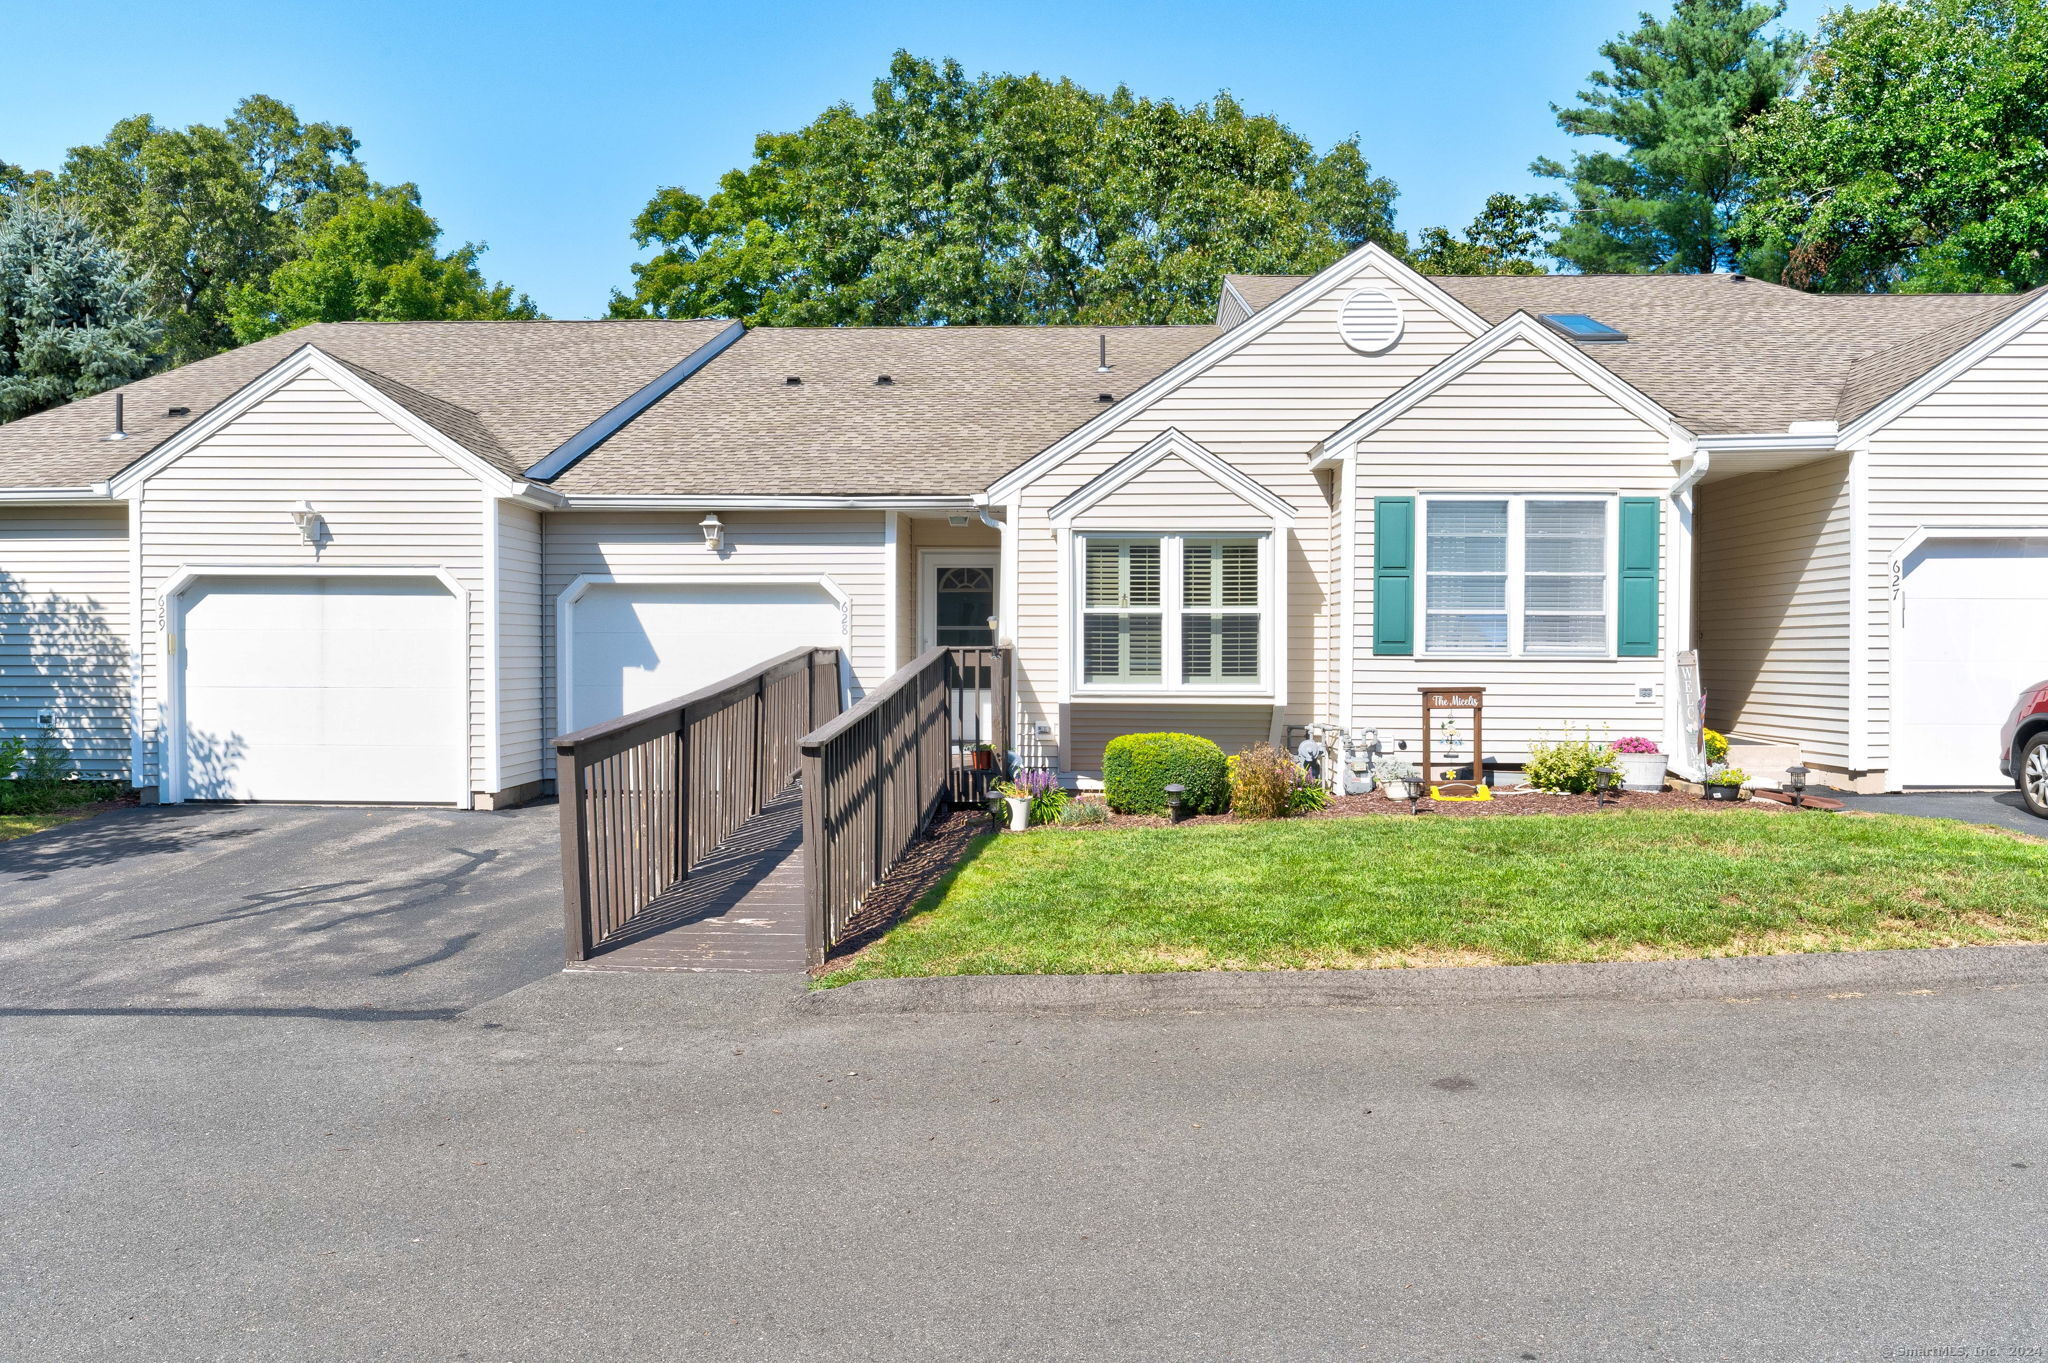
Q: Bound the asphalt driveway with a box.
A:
[0,802,563,1018]
[1831,787,2046,834]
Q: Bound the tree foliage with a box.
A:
[229,190,537,342]
[612,51,1402,326]
[1535,0,1803,274]
[1737,0,2048,293]
[1410,193,1561,275]
[0,198,158,421]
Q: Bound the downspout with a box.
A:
[1665,449,1709,782]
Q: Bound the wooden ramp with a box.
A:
[570,784,809,973]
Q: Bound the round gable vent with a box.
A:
[1337,287,1404,355]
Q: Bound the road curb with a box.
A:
[805,943,2048,1015]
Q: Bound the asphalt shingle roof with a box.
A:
[0,319,732,488]
[1227,271,2030,435]
[544,324,1217,497]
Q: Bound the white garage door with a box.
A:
[179,576,464,803]
[567,581,842,732]
[1896,538,2048,787]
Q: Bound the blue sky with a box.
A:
[3,0,1830,317]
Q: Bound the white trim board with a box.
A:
[1319,312,1688,459]
[1048,427,1298,525]
[106,346,528,499]
[551,571,854,738]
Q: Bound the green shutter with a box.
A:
[1616,497,1661,657]
[1372,497,1415,656]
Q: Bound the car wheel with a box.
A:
[2023,734,2048,820]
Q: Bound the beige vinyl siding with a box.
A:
[0,503,131,776]
[1216,287,1254,331]
[1071,454,1274,530]
[1352,336,1674,763]
[1695,457,1851,765]
[1011,256,1479,767]
[134,371,490,791]
[1064,704,1276,771]
[538,509,889,747]
[496,501,544,789]
[1861,309,2048,771]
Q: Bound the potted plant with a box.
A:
[970,742,996,772]
[1700,763,1749,802]
[991,779,1033,831]
[1608,736,1668,792]
[1372,756,1422,802]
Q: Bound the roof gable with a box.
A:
[1049,427,1295,525]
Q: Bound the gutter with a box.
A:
[554,494,977,512]
[1668,451,1711,497]
[0,482,114,504]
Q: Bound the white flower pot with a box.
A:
[1614,751,1669,792]
[1382,780,1417,801]
[1005,796,1031,831]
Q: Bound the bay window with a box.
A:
[1079,533,1267,689]
[1420,496,1610,657]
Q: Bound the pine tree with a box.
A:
[1534,0,1803,274]
[0,199,160,422]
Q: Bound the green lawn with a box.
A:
[819,810,2048,983]
[0,810,91,843]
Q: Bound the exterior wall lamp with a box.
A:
[700,513,724,551]
[290,501,325,545]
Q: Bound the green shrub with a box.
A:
[0,730,104,815]
[1524,733,1609,795]
[1704,728,1730,764]
[1056,798,1110,826]
[1102,732,1229,815]
[1288,779,1330,815]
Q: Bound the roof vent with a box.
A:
[784,375,802,386]
[104,392,129,441]
[1728,272,1747,283]
[1538,313,1628,343]
[1337,287,1404,355]
[875,374,893,386]
[166,405,190,417]
[1096,392,1114,403]
[1097,335,1111,373]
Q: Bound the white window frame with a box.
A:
[1416,495,1617,660]
[1070,529,1278,698]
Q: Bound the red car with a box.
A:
[2000,680,2048,818]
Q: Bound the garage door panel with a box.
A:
[180,576,462,803]
[569,582,841,732]
[1897,539,2048,787]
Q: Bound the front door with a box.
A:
[922,553,998,650]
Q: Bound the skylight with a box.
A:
[1539,313,1628,343]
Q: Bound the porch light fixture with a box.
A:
[1165,783,1187,823]
[700,513,724,551]
[290,501,324,544]
[1593,764,1620,808]
[1785,764,1809,808]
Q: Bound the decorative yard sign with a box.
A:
[1418,687,1484,784]
[1676,650,1705,773]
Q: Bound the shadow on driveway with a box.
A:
[0,802,564,1018]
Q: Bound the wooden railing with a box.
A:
[555,646,842,963]
[799,647,1011,966]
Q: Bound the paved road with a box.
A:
[0,802,563,1017]
[6,803,2048,1360]
[7,971,2048,1360]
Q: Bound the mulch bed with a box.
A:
[1065,786,1798,828]
[815,807,996,973]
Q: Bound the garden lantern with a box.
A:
[1164,783,1188,823]
[1593,765,1620,808]
[1785,764,1809,808]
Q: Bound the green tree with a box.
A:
[53,95,374,362]
[0,198,159,421]
[613,51,1401,326]
[1534,0,1803,273]
[228,190,539,342]
[1410,193,1561,275]
[1737,0,2048,292]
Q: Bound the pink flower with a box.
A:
[1610,736,1660,754]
